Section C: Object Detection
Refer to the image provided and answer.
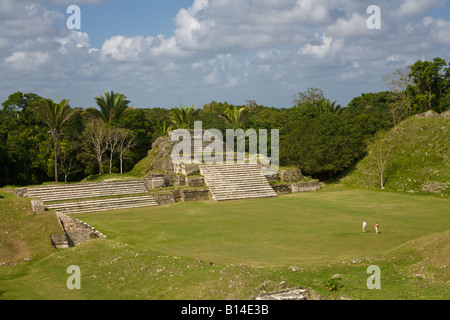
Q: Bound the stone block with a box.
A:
[153,193,176,205]
[174,163,200,176]
[50,234,71,249]
[173,175,185,186]
[183,164,200,176]
[52,212,106,249]
[3,187,29,197]
[291,181,321,193]
[185,176,205,187]
[265,174,279,182]
[272,184,292,195]
[172,188,182,202]
[151,177,166,189]
[181,189,210,202]
[279,168,303,182]
[31,198,46,214]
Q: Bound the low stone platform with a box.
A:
[28,179,148,202]
[45,195,159,214]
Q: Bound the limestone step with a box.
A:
[28,180,148,202]
[200,164,277,201]
[45,195,158,214]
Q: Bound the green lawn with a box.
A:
[0,186,449,300]
[76,186,450,267]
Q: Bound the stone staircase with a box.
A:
[45,195,159,215]
[199,163,277,201]
[28,180,158,214]
[28,180,148,202]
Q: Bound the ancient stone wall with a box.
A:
[2,187,29,197]
[51,212,107,249]
[279,169,303,182]
[174,163,200,176]
[185,176,205,187]
[291,181,321,192]
[153,193,176,205]
[31,198,46,214]
[181,189,211,202]
[272,184,292,195]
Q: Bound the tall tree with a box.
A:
[408,57,449,113]
[116,128,137,175]
[217,105,251,127]
[293,88,326,107]
[83,121,109,175]
[171,105,199,129]
[35,98,78,183]
[58,140,82,183]
[106,125,121,175]
[85,90,133,124]
[367,130,396,190]
[155,119,173,136]
[384,67,413,125]
[317,99,342,115]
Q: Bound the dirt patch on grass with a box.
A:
[0,225,32,266]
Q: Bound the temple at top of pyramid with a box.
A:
[144,129,274,175]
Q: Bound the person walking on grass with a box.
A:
[375,222,379,234]
[363,221,367,233]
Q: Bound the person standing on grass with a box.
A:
[363,221,367,233]
[375,222,379,234]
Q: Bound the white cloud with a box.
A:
[0,0,449,109]
[100,35,152,62]
[396,0,439,17]
[423,16,450,45]
[325,13,370,38]
[300,34,333,58]
[0,1,66,41]
[5,51,50,71]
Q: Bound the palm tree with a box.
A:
[218,105,251,127]
[170,105,199,129]
[155,119,173,136]
[84,91,133,124]
[35,98,78,183]
[317,99,343,115]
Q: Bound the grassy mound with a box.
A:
[0,191,61,266]
[342,116,449,197]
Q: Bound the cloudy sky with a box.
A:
[1,0,449,109]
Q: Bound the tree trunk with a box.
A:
[109,152,113,175]
[428,90,432,111]
[54,140,58,183]
[98,157,102,175]
[380,172,384,190]
[120,155,123,175]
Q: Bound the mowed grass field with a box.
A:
[0,185,449,300]
[76,186,450,267]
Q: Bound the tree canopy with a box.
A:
[85,90,133,124]
[1,57,448,187]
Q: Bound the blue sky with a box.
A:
[1,0,450,109]
[75,1,193,48]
